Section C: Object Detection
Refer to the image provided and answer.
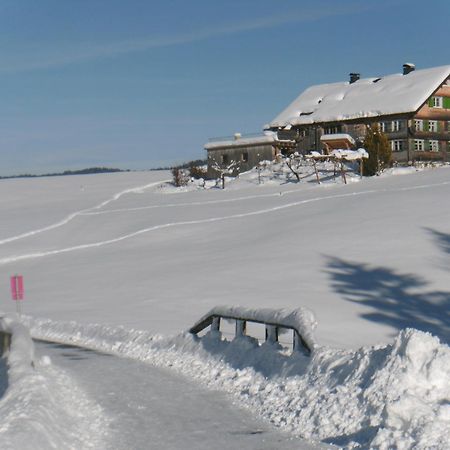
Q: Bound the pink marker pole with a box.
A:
[10,275,24,316]
[17,276,24,300]
[10,276,18,300]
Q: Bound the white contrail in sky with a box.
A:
[0,3,373,73]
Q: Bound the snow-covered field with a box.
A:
[1,166,450,448]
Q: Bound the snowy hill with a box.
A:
[1,166,450,448]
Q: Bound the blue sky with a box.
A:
[1,0,449,175]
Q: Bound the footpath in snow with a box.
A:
[31,340,326,450]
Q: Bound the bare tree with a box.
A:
[211,159,240,189]
[284,152,303,182]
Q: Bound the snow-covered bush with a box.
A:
[171,167,189,187]
[189,164,207,180]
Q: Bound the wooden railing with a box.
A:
[189,308,313,355]
[0,331,11,357]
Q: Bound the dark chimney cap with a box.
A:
[403,63,415,75]
[349,73,360,84]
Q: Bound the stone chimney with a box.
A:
[349,73,360,84]
[403,63,415,75]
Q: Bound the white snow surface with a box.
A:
[325,149,369,160]
[1,167,450,448]
[204,131,277,149]
[267,65,450,128]
[320,133,356,144]
[0,316,109,450]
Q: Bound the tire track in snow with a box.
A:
[0,180,168,246]
[0,188,387,265]
[78,177,450,217]
[80,187,319,216]
[1,179,448,266]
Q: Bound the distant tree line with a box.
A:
[0,167,128,180]
[153,159,207,171]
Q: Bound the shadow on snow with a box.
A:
[325,254,450,344]
[425,227,450,257]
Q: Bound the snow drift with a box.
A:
[18,315,450,449]
[0,315,109,450]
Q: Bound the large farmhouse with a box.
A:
[205,64,450,176]
[267,64,450,163]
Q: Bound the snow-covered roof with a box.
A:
[205,132,277,150]
[267,65,450,129]
[320,133,355,144]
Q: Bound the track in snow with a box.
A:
[0,180,167,246]
[34,341,329,450]
[2,177,450,266]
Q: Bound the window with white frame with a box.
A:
[391,120,402,132]
[428,120,438,132]
[379,122,386,132]
[414,119,423,131]
[390,140,404,152]
[429,140,439,152]
[431,96,443,108]
[414,139,425,151]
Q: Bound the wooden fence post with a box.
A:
[265,325,278,344]
[211,317,221,332]
[235,319,246,337]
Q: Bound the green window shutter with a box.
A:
[424,120,429,131]
[428,97,434,107]
[443,97,450,109]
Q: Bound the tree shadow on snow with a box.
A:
[325,256,450,344]
[425,227,450,257]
